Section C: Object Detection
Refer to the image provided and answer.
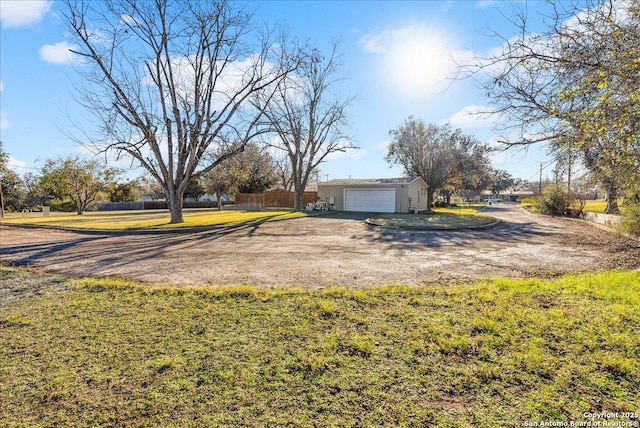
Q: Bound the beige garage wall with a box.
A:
[318,178,429,213]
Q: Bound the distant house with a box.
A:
[183,193,226,202]
[481,190,535,202]
[318,177,429,213]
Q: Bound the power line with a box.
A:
[526,159,555,182]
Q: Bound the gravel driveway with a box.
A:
[1,205,638,288]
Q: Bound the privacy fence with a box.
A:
[235,191,318,209]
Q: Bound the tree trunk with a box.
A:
[603,179,619,214]
[167,188,185,224]
[605,197,619,214]
[426,188,434,212]
[293,186,304,211]
[443,191,452,206]
[0,184,5,218]
[216,190,223,211]
[76,200,85,215]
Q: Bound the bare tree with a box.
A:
[62,0,300,223]
[469,0,639,213]
[271,150,293,191]
[255,42,356,210]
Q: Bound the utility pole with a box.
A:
[0,181,4,218]
[539,163,543,195]
[567,149,573,197]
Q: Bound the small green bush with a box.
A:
[49,198,76,212]
[536,185,568,216]
[619,184,640,235]
[620,203,640,235]
[520,196,538,208]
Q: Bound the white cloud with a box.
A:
[142,54,278,112]
[483,135,508,151]
[73,144,102,158]
[39,41,80,65]
[0,111,11,130]
[475,1,633,80]
[325,146,365,162]
[563,0,633,32]
[0,81,6,129]
[359,25,473,101]
[475,0,498,9]
[374,141,390,151]
[0,0,52,29]
[69,143,149,178]
[7,156,28,176]
[120,14,140,27]
[444,105,498,129]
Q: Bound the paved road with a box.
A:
[1,204,637,288]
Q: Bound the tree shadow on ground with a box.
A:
[0,220,272,273]
[353,218,562,250]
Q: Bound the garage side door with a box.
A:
[344,189,395,213]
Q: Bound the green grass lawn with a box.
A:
[523,199,623,215]
[582,200,608,213]
[434,204,488,214]
[580,200,626,214]
[0,209,305,230]
[1,267,638,427]
[368,205,496,229]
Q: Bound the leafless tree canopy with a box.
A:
[255,42,356,210]
[271,150,294,191]
[468,0,639,213]
[501,2,635,137]
[62,0,300,222]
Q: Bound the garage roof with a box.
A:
[323,177,423,185]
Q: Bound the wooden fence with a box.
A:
[235,191,318,209]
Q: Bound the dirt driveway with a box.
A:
[1,205,638,288]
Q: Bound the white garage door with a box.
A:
[344,189,396,213]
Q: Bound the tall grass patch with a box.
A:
[1,267,638,426]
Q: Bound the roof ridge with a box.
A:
[322,176,418,185]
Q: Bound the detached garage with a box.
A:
[345,188,396,213]
[318,177,429,213]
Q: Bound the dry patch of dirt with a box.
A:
[1,205,638,288]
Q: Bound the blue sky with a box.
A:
[1,0,562,183]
